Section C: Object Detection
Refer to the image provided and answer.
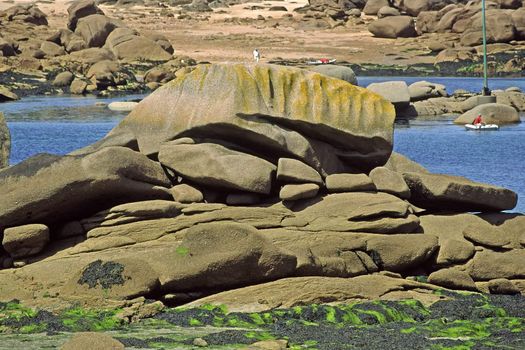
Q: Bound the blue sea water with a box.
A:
[1,79,524,213]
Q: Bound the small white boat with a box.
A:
[465,124,499,131]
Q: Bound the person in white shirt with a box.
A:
[253,48,260,63]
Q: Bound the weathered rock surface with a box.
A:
[67,0,104,31]
[159,222,297,291]
[281,192,420,233]
[158,142,276,194]
[104,27,173,61]
[52,71,75,87]
[366,81,411,107]
[279,183,320,201]
[185,275,438,312]
[40,41,66,57]
[0,4,48,26]
[408,81,447,101]
[363,0,390,15]
[75,14,118,48]
[169,184,204,203]
[276,158,323,185]
[369,166,410,199]
[366,234,438,272]
[403,172,518,212]
[0,147,171,229]
[2,224,50,259]
[435,238,475,266]
[463,223,511,248]
[487,278,521,295]
[428,268,478,291]
[0,86,19,102]
[98,64,395,172]
[468,250,525,281]
[325,173,375,192]
[368,16,417,39]
[0,60,523,312]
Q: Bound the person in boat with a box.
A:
[472,114,485,126]
[253,48,260,63]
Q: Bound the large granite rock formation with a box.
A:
[90,63,396,173]
[0,63,522,313]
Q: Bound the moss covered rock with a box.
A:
[100,63,395,173]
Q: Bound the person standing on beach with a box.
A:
[253,48,260,63]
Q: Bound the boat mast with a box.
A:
[481,0,490,96]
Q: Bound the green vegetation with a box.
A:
[175,246,189,256]
[0,294,523,349]
[0,301,123,334]
[60,307,123,331]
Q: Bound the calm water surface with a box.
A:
[1,79,524,213]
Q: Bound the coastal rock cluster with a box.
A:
[360,0,525,70]
[0,1,195,99]
[0,64,523,311]
[362,79,525,119]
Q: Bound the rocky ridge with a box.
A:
[0,63,523,315]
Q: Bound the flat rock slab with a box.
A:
[184,275,437,312]
[81,200,183,230]
[276,158,323,185]
[279,183,320,201]
[463,223,511,248]
[158,142,276,194]
[403,172,517,212]
[282,192,420,233]
[325,173,375,193]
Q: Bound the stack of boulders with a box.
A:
[0,64,523,311]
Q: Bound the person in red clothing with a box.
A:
[472,114,484,125]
